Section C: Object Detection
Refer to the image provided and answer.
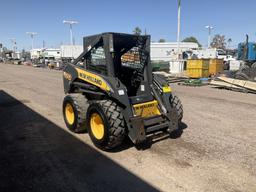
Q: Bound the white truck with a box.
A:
[191,48,227,59]
[191,48,236,63]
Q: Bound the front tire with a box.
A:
[86,100,126,150]
[63,94,89,133]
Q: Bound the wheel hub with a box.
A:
[65,103,75,125]
[90,113,104,140]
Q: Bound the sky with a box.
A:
[0,0,256,51]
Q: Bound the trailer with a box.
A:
[150,42,198,61]
[60,45,83,59]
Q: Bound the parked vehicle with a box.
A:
[62,33,183,150]
[191,48,227,60]
[235,35,256,81]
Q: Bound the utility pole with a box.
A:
[43,40,46,48]
[63,20,78,45]
[205,25,214,48]
[26,32,37,50]
[10,38,17,53]
[177,0,181,59]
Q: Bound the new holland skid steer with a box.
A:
[62,32,183,150]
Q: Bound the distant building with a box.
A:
[12,52,21,59]
[30,49,42,59]
[30,48,61,59]
[42,48,61,59]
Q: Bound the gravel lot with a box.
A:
[0,63,255,192]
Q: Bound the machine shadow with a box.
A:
[0,90,159,192]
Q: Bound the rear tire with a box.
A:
[63,94,89,133]
[86,100,126,150]
[235,72,250,80]
[169,94,183,137]
[170,93,183,124]
[251,63,256,80]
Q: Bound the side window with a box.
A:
[86,46,107,75]
[253,44,256,51]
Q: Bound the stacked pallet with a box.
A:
[210,77,256,94]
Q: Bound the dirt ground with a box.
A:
[0,63,255,192]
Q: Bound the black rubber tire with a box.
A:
[86,100,126,150]
[251,63,256,80]
[63,94,89,133]
[170,93,183,124]
[235,72,250,80]
[240,65,250,71]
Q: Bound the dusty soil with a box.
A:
[0,63,255,192]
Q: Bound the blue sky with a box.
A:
[0,0,256,50]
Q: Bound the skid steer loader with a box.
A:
[62,32,183,150]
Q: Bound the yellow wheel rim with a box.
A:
[90,113,104,140]
[65,103,75,125]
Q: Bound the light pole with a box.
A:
[26,32,37,50]
[63,20,78,45]
[177,0,181,59]
[205,25,214,48]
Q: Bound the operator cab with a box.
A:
[75,33,153,103]
[111,34,151,99]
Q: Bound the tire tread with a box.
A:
[63,94,89,133]
[170,93,183,122]
[94,100,126,150]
